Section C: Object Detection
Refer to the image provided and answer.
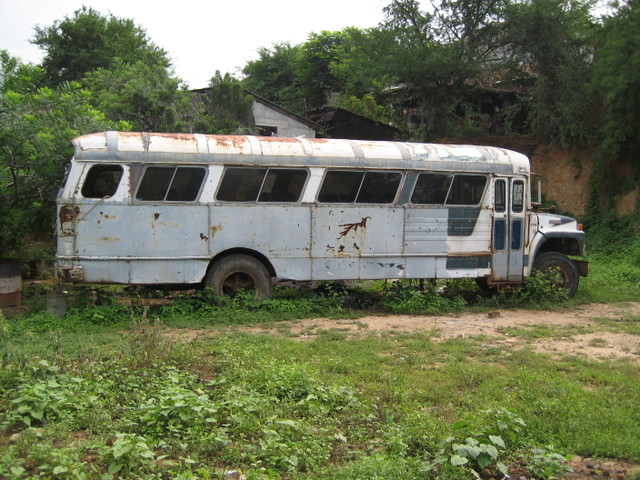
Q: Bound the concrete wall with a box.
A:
[252,102,316,138]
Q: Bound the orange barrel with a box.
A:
[0,259,22,307]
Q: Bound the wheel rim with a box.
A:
[543,266,569,289]
[222,271,256,296]
[557,269,570,288]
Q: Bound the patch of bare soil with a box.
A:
[566,456,640,480]
[228,302,640,363]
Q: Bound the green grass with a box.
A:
[575,224,640,303]
[1,228,639,479]
[1,301,639,479]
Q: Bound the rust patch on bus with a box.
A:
[153,213,161,220]
[59,205,80,225]
[338,216,371,239]
[212,135,252,150]
[200,233,209,241]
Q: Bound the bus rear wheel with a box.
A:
[205,254,273,301]
[532,252,579,298]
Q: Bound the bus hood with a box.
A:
[535,212,586,255]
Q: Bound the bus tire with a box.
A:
[205,254,273,301]
[532,252,579,298]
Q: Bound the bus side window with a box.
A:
[136,166,206,202]
[258,169,308,202]
[356,172,402,203]
[495,179,506,212]
[411,173,453,204]
[446,175,488,205]
[81,165,124,198]
[166,168,206,201]
[216,167,267,202]
[512,180,525,213]
[318,171,363,203]
[137,167,173,201]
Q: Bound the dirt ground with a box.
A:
[234,302,640,363]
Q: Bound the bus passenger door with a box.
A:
[491,178,526,282]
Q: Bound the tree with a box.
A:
[378,0,480,138]
[0,50,45,94]
[0,52,123,256]
[336,94,397,125]
[591,0,640,156]
[296,31,354,110]
[587,0,640,215]
[83,60,198,133]
[502,0,596,145]
[328,27,399,98]
[31,7,170,87]
[201,72,255,134]
[430,0,509,63]
[242,43,305,114]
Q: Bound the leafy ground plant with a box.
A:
[526,446,573,480]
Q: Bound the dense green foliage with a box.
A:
[242,43,306,114]
[0,52,125,257]
[502,0,596,145]
[31,6,170,87]
[198,72,256,134]
[587,0,640,216]
[82,59,197,133]
[240,0,604,143]
[591,0,640,158]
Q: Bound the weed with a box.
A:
[137,382,219,440]
[3,360,92,429]
[431,435,509,478]
[479,269,570,309]
[0,310,24,368]
[526,446,573,480]
[125,307,165,368]
[588,338,608,347]
[99,432,157,477]
[379,281,466,314]
[423,409,529,478]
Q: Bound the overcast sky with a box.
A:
[1,0,400,89]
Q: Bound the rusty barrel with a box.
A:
[0,258,22,307]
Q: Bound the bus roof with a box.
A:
[72,131,530,174]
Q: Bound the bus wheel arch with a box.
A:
[205,251,274,301]
[532,251,579,298]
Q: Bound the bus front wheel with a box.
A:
[532,252,579,298]
[205,254,273,301]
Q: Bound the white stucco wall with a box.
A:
[252,102,316,138]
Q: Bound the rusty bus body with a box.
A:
[55,131,587,298]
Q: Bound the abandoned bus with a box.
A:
[55,131,588,298]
